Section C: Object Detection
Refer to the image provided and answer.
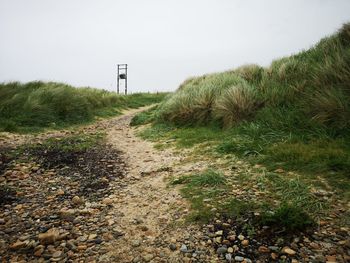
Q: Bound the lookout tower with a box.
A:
[117,64,128,94]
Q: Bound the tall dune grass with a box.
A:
[0,81,165,132]
[156,23,350,135]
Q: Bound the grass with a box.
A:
[133,23,350,230]
[171,169,228,222]
[171,168,320,231]
[0,81,166,133]
[154,23,350,135]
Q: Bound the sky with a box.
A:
[1,0,350,93]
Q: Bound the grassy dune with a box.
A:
[0,81,166,132]
[133,23,350,226]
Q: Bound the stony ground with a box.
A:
[0,107,349,263]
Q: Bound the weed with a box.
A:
[261,203,315,231]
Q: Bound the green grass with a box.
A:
[134,24,350,230]
[153,23,350,134]
[0,81,166,133]
[130,105,158,126]
[171,169,228,223]
[171,168,320,231]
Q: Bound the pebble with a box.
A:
[241,239,249,246]
[38,228,60,245]
[216,246,227,255]
[102,197,113,205]
[169,243,177,251]
[180,244,188,253]
[52,251,62,258]
[215,230,223,236]
[234,256,244,262]
[258,246,270,253]
[282,246,296,256]
[72,196,83,205]
[9,240,27,250]
[143,254,153,262]
[132,240,141,247]
[238,234,245,241]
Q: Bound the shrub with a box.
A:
[261,203,315,231]
[213,83,261,127]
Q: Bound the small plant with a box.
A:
[187,169,226,187]
[213,83,262,128]
[130,106,157,126]
[260,203,315,231]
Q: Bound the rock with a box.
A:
[143,254,153,262]
[0,219,5,225]
[238,234,244,241]
[215,230,223,236]
[180,244,188,253]
[38,228,60,245]
[227,247,234,253]
[131,240,141,247]
[225,253,232,261]
[169,243,177,251]
[10,240,27,250]
[258,246,270,253]
[326,255,337,262]
[271,253,278,260]
[227,235,236,241]
[140,225,148,231]
[241,239,249,246]
[215,237,222,243]
[56,189,65,195]
[72,196,83,205]
[77,245,87,250]
[102,198,113,205]
[60,208,76,220]
[234,256,244,262]
[281,246,296,256]
[216,246,227,255]
[34,247,45,257]
[88,234,97,240]
[52,251,62,258]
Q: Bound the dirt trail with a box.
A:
[96,107,215,262]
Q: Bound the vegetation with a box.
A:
[171,168,319,231]
[0,81,166,132]
[133,23,350,228]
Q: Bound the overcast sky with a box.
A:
[1,0,350,93]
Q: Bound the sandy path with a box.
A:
[98,107,215,262]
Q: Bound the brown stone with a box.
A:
[271,253,278,260]
[281,246,296,256]
[326,255,337,262]
[102,198,113,205]
[38,228,59,245]
[258,246,270,253]
[10,240,27,250]
[241,239,249,246]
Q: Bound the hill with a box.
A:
[0,81,165,132]
[133,23,350,226]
